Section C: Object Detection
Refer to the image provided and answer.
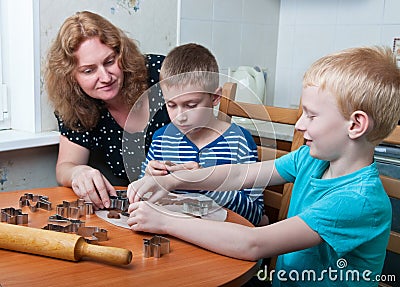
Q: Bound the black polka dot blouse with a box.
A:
[56,54,170,184]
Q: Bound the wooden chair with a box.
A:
[219,82,304,270]
[219,82,304,225]
[378,124,400,287]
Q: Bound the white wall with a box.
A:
[179,0,281,105]
[179,0,400,108]
[0,145,58,192]
[275,0,400,108]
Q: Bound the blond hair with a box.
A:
[45,11,147,130]
[303,46,400,144]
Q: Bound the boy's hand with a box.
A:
[127,201,170,234]
[166,161,200,173]
[145,160,170,176]
[145,160,200,176]
[127,175,170,203]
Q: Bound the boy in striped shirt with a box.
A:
[140,43,265,225]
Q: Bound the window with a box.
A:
[0,0,59,152]
[0,1,10,130]
[0,0,53,133]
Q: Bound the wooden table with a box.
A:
[0,187,260,287]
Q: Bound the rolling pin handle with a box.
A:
[76,237,132,265]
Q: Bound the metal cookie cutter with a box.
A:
[44,214,85,233]
[56,199,89,219]
[77,226,108,243]
[43,214,107,243]
[1,207,28,224]
[19,193,52,212]
[182,198,213,217]
[116,189,127,198]
[84,201,94,217]
[109,190,129,213]
[143,235,170,258]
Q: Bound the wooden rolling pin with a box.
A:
[0,223,132,265]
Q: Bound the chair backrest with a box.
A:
[218,82,304,223]
[378,125,400,287]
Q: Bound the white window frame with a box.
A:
[0,0,59,152]
[0,1,10,129]
[1,0,39,132]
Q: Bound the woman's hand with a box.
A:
[56,136,116,209]
[70,165,116,209]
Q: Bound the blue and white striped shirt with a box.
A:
[141,123,264,225]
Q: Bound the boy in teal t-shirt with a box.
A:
[273,145,390,286]
[126,46,400,286]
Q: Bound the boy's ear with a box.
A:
[348,110,370,140]
[211,87,223,106]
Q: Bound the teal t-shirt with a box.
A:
[273,145,391,287]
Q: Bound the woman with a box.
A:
[45,11,169,209]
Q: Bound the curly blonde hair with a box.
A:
[45,11,148,130]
